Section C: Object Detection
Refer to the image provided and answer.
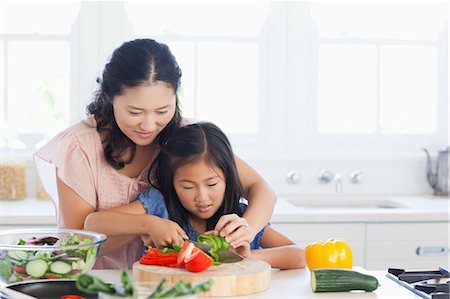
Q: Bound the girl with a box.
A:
[85,122,305,269]
[34,39,277,269]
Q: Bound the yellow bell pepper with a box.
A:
[305,238,353,271]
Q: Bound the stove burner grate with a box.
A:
[386,267,450,299]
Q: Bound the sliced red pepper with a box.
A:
[177,241,213,272]
[176,240,193,267]
[61,296,87,299]
[140,256,178,266]
[185,250,213,272]
[140,249,179,266]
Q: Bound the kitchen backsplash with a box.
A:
[1,153,436,201]
[247,157,432,196]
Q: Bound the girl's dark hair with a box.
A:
[149,122,245,231]
[86,38,182,169]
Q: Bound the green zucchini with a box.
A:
[311,269,380,292]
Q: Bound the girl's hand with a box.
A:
[235,241,252,258]
[141,216,188,249]
[214,214,254,248]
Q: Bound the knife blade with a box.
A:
[192,241,243,263]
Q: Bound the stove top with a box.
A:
[386,267,450,299]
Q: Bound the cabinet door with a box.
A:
[366,222,450,270]
[271,223,365,267]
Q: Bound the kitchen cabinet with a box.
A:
[365,222,450,270]
[272,221,450,271]
[271,223,366,267]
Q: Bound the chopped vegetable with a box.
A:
[139,248,179,267]
[196,235,230,265]
[140,242,213,273]
[177,241,213,273]
[0,260,12,281]
[147,278,214,298]
[305,238,353,271]
[76,270,134,297]
[311,268,380,292]
[76,273,116,295]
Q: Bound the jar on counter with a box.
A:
[0,161,27,200]
[0,140,27,200]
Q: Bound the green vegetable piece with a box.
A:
[191,279,214,294]
[76,273,115,295]
[197,235,230,264]
[148,278,167,298]
[121,270,134,296]
[0,260,13,281]
[172,244,182,252]
[17,239,25,245]
[159,280,190,298]
[147,279,214,298]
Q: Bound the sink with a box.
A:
[284,197,407,210]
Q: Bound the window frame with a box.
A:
[285,2,448,160]
[1,1,447,164]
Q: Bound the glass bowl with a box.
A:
[0,228,106,284]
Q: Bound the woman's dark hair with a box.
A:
[149,122,245,231]
[86,38,182,169]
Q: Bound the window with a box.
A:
[0,2,80,152]
[310,2,446,136]
[1,1,447,162]
[125,1,270,135]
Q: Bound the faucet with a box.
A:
[333,172,342,193]
[318,170,343,193]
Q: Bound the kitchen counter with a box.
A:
[91,267,416,298]
[0,198,56,225]
[0,195,448,226]
[272,195,449,223]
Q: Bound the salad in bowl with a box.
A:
[0,228,106,283]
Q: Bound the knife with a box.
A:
[192,241,243,263]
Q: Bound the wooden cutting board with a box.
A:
[132,258,271,297]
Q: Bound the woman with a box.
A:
[34,38,276,269]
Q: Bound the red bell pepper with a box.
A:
[140,248,179,267]
[177,241,213,272]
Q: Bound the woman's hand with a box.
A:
[214,214,254,248]
[141,215,188,249]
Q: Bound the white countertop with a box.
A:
[271,195,449,223]
[0,195,448,226]
[0,198,56,225]
[92,267,417,298]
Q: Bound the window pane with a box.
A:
[2,1,80,34]
[7,42,70,136]
[379,45,437,134]
[197,43,258,134]
[311,2,448,40]
[164,42,196,118]
[126,1,270,37]
[317,44,377,134]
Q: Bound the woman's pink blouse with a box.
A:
[33,116,151,269]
